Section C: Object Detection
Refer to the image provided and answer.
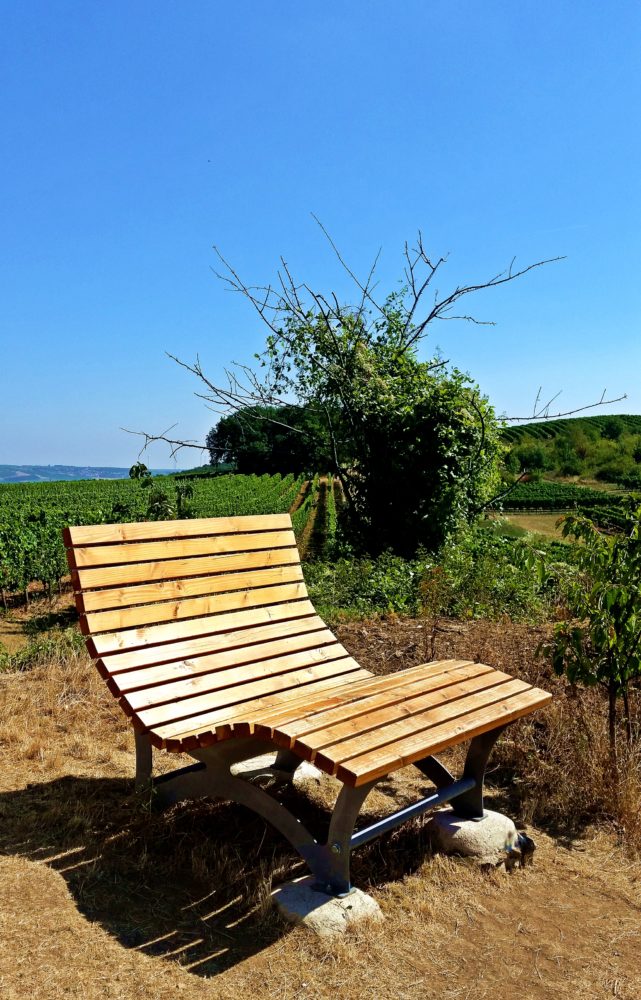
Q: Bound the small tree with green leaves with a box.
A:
[541,498,641,763]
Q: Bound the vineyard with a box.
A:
[0,473,332,601]
[502,413,641,444]
[497,481,622,511]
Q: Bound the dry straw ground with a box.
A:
[1,603,640,999]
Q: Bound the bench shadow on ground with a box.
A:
[0,773,437,978]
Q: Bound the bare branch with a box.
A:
[506,393,628,423]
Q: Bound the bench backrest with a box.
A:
[64,514,364,746]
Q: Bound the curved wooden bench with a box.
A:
[64,513,551,895]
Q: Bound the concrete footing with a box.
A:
[426,807,532,868]
[272,875,384,938]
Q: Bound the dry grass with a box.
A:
[501,512,566,539]
[1,620,641,998]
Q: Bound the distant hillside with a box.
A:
[502,414,641,443]
[0,465,178,484]
[501,414,641,485]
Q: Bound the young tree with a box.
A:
[541,498,641,763]
[132,225,565,554]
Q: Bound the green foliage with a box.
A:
[540,499,641,753]
[420,527,573,622]
[304,528,574,623]
[264,303,503,557]
[0,473,304,596]
[496,481,622,511]
[503,414,641,483]
[207,404,331,474]
[0,627,85,672]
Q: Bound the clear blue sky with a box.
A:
[1,1,640,467]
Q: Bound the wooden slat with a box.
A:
[129,650,356,727]
[120,635,343,711]
[144,658,362,750]
[161,661,473,749]
[155,668,373,750]
[249,659,473,739]
[314,678,531,773]
[338,687,553,786]
[77,563,305,613]
[64,513,292,546]
[279,662,495,747]
[95,612,324,673]
[71,529,296,568]
[110,632,346,693]
[83,581,309,634]
[71,546,300,591]
[293,669,513,757]
[91,599,316,657]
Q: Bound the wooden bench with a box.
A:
[64,513,551,896]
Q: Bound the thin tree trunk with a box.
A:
[622,685,633,746]
[608,680,618,776]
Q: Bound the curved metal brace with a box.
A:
[148,737,379,897]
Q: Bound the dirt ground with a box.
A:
[1,599,640,999]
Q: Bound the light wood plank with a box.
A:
[83,581,309,634]
[64,514,292,546]
[71,529,296,568]
[313,678,530,773]
[109,633,347,693]
[78,563,305,613]
[293,669,513,757]
[250,659,473,738]
[137,659,364,735]
[129,652,357,728]
[158,668,372,750]
[92,599,317,657]
[120,635,344,711]
[338,687,553,786]
[278,662,495,746]
[72,546,300,590]
[96,612,324,673]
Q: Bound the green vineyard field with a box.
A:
[0,473,310,598]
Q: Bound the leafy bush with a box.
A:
[304,529,574,622]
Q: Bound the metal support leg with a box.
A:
[449,725,509,819]
[414,754,455,789]
[134,732,152,790]
[302,782,377,896]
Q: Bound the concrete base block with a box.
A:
[272,875,384,938]
[230,754,323,787]
[427,808,528,867]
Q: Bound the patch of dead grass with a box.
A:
[0,620,640,998]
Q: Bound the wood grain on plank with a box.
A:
[71,529,296,568]
[95,612,325,673]
[72,546,300,590]
[313,678,532,773]
[91,599,317,657]
[158,668,372,750]
[127,656,358,729]
[136,659,366,736]
[120,635,344,711]
[338,687,553,786]
[77,563,305,613]
[82,581,309,634]
[63,514,292,547]
[292,669,514,757]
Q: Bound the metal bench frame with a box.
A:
[135,725,507,896]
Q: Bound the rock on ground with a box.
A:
[427,807,522,866]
